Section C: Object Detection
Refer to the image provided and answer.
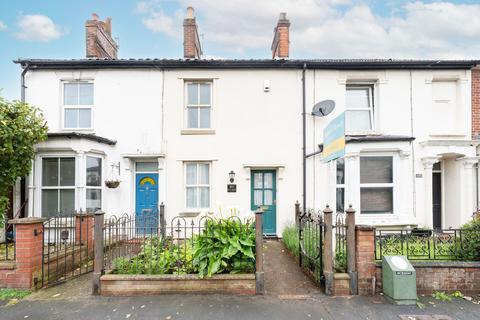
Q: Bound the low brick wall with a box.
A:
[100,274,256,296]
[375,261,480,295]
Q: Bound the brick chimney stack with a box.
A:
[183,7,202,59]
[271,12,290,59]
[85,13,118,59]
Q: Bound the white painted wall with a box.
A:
[22,66,477,234]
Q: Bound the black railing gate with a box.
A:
[298,208,324,285]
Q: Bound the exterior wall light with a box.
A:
[229,171,235,183]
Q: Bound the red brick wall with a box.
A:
[376,264,480,295]
[183,18,201,59]
[271,15,290,59]
[472,69,480,139]
[355,226,376,295]
[85,14,118,59]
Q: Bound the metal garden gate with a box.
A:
[298,208,324,285]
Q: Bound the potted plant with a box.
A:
[105,162,121,188]
[105,179,121,188]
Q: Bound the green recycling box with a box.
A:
[382,256,417,305]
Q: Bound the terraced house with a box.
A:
[11,8,480,237]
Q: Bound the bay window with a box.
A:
[86,157,102,213]
[360,156,393,214]
[185,162,210,209]
[41,157,76,217]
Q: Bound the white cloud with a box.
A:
[137,1,480,59]
[0,21,6,31]
[16,14,63,42]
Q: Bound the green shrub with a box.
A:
[334,249,347,273]
[193,218,255,278]
[454,218,480,261]
[282,224,299,257]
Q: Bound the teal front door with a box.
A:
[251,170,276,235]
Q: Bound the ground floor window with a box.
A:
[41,157,76,217]
[185,162,210,209]
[86,156,102,213]
[360,156,394,214]
[336,158,345,213]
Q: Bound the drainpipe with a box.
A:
[302,63,307,211]
[21,63,30,103]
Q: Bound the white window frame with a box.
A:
[336,158,345,214]
[345,84,375,134]
[184,81,213,129]
[359,155,394,214]
[61,81,94,131]
[40,156,76,217]
[85,156,103,213]
[184,162,211,210]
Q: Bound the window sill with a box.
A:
[179,211,213,217]
[181,129,216,135]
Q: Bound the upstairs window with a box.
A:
[345,85,374,133]
[360,156,393,214]
[63,82,93,129]
[431,81,458,134]
[186,82,212,129]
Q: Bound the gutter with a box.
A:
[302,63,307,211]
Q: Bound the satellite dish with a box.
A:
[312,100,335,117]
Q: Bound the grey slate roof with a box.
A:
[14,58,479,70]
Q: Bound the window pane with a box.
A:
[361,187,393,214]
[254,190,263,206]
[186,164,197,185]
[86,157,101,186]
[346,110,371,132]
[199,83,211,104]
[264,190,273,205]
[42,158,58,186]
[60,158,75,186]
[264,173,273,188]
[186,187,197,208]
[199,187,209,208]
[86,189,101,213]
[64,109,78,128]
[254,173,263,188]
[187,83,198,105]
[187,107,199,128]
[360,157,393,184]
[64,83,78,105]
[199,164,209,184]
[199,107,211,128]
[42,190,58,217]
[336,188,345,213]
[336,159,345,184]
[78,109,91,128]
[346,87,370,109]
[136,162,158,172]
[79,83,93,105]
[433,162,441,171]
[60,189,75,215]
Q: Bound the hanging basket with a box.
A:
[105,180,121,189]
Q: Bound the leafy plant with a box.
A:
[0,288,30,300]
[193,218,255,278]
[432,291,452,302]
[0,97,47,223]
[334,249,347,273]
[454,218,480,261]
[282,224,299,257]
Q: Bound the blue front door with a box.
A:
[135,173,159,234]
[251,170,277,235]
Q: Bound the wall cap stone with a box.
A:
[0,261,16,270]
[355,225,375,231]
[334,273,351,280]
[375,261,480,268]
[101,273,256,281]
[9,217,47,224]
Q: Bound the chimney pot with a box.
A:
[271,12,290,59]
[85,13,118,59]
[183,7,202,59]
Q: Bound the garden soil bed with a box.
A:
[100,273,256,296]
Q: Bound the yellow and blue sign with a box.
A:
[323,112,345,162]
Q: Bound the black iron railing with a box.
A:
[334,212,347,272]
[298,209,324,283]
[1,216,15,261]
[375,228,480,261]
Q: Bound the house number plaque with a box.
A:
[227,184,237,192]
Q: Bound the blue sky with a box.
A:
[1,0,480,100]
